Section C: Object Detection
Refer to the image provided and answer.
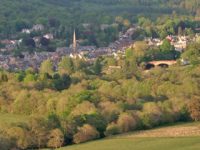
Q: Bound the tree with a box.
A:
[160,39,175,52]
[73,124,99,144]
[51,73,71,91]
[40,37,50,46]
[40,59,54,75]
[181,42,200,65]
[23,37,36,48]
[99,101,121,122]
[28,116,49,148]
[23,74,36,83]
[0,73,8,82]
[93,58,102,75]
[73,58,87,71]
[70,101,97,117]
[6,127,30,149]
[0,134,15,150]
[15,19,29,32]
[117,113,137,132]
[188,96,200,121]
[124,48,139,78]
[104,123,120,136]
[47,128,64,149]
[58,56,74,75]
[48,17,60,27]
[123,19,131,27]
[140,102,163,128]
[16,71,25,81]
[115,16,123,24]
[13,90,33,115]
[134,41,148,58]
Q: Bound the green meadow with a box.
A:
[59,122,200,150]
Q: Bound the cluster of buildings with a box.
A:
[0,26,135,71]
[21,24,45,34]
[146,34,200,53]
[0,23,199,71]
[0,24,54,53]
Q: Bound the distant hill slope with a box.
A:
[0,0,194,35]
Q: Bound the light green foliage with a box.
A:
[181,42,200,65]
[160,39,175,52]
[40,59,53,75]
[23,74,36,83]
[58,56,74,75]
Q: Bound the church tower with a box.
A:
[73,30,76,54]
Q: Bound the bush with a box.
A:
[6,127,31,149]
[140,112,159,128]
[188,96,200,121]
[47,128,64,149]
[0,134,15,150]
[99,101,121,122]
[104,123,120,136]
[73,124,100,144]
[117,113,137,133]
[140,102,163,128]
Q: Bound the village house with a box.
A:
[145,38,163,46]
[32,24,44,31]
[22,29,31,34]
[43,33,54,40]
[82,23,91,29]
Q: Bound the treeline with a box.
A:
[0,41,200,149]
[0,0,199,46]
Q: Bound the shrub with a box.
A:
[70,101,97,117]
[0,134,15,150]
[140,112,159,128]
[99,101,121,122]
[6,127,31,149]
[73,124,100,144]
[47,128,64,149]
[117,113,137,133]
[104,123,120,136]
[140,102,163,128]
[188,96,200,121]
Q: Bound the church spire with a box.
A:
[73,29,76,53]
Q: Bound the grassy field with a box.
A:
[60,137,200,150]
[59,122,200,150]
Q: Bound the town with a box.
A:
[0,23,200,71]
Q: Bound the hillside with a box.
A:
[0,1,200,150]
[0,0,199,48]
[59,122,200,150]
[0,0,199,37]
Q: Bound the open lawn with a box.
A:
[60,137,200,150]
[59,122,200,150]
